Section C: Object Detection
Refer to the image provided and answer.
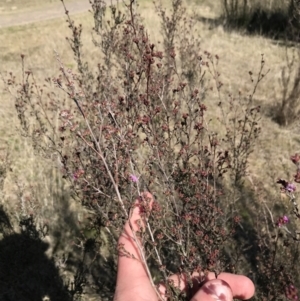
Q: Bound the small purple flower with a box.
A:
[277,179,297,192]
[286,183,296,193]
[276,215,289,227]
[129,174,139,183]
[283,215,289,223]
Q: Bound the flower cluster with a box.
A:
[276,215,289,227]
[72,169,84,181]
[277,179,296,193]
[285,284,299,300]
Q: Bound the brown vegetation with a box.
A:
[1,0,300,300]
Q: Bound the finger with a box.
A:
[115,192,155,297]
[159,272,254,301]
[189,272,255,300]
[210,273,255,300]
[191,279,232,301]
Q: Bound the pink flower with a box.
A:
[283,215,289,223]
[277,179,296,192]
[286,183,296,192]
[73,169,84,181]
[276,215,289,227]
[129,174,139,183]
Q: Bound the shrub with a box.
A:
[4,0,300,300]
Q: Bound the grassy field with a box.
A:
[0,0,74,12]
[1,0,300,299]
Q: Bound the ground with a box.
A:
[0,0,90,28]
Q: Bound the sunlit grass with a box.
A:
[1,1,300,298]
[0,0,75,13]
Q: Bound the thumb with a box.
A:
[191,279,233,301]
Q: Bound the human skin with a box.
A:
[114,192,255,301]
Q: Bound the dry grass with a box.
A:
[0,0,74,13]
[0,6,93,257]
[1,0,300,298]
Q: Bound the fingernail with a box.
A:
[200,279,233,301]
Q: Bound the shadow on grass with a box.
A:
[197,7,299,43]
[84,238,117,301]
[0,209,71,301]
[0,200,118,301]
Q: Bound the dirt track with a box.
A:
[0,0,91,28]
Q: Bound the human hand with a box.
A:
[114,192,255,301]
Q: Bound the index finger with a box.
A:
[114,192,156,297]
[159,272,255,300]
